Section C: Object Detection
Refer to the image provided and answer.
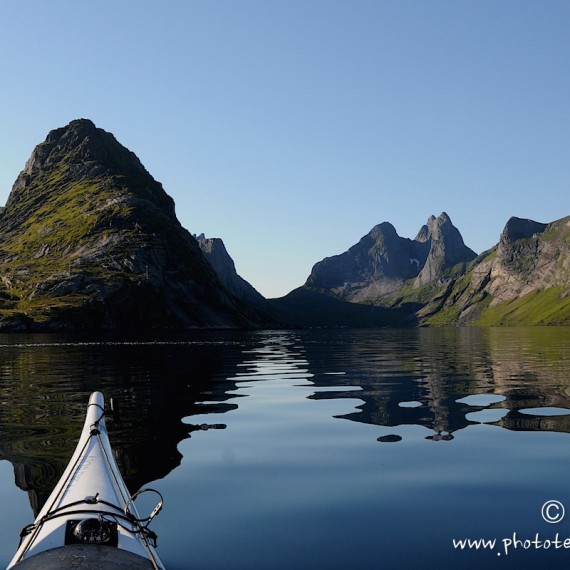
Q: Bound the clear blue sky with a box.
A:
[1,1,568,298]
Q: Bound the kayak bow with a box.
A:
[8,392,166,569]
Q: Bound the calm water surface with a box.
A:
[1,328,570,569]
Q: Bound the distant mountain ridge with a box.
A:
[1,118,568,329]
[270,213,570,327]
[305,212,476,304]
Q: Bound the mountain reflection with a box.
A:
[2,328,570,517]
[0,332,247,516]
[303,327,570,439]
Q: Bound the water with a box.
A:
[1,328,570,568]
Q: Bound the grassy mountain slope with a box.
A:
[422,216,570,326]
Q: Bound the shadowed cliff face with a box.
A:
[0,120,261,330]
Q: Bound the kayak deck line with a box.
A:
[8,392,166,570]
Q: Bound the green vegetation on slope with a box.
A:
[0,119,249,329]
[475,287,570,326]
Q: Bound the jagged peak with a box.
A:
[369,221,398,240]
[500,216,547,244]
[46,118,98,142]
[428,212,451,228]
[18,118,146,182]
[3,119,175,233]
[415,212,453,243]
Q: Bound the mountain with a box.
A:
[272,212,570,327]
[304,212,476,305]
[0,119,265,330]
[424,215,570,325]
[3,120,567,329]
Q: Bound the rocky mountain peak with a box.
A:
[493,216,549,278]
[414,224,430,243]
[414,212,476,287]
[18,119,118,181]
[304,212,476,304]
[369,222,398,240]
[47,118,98,142]
[425,212,451,236]
[5,119,174,234]
[415,212,451,243]
[0,120,265,330]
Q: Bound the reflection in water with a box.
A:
[0,332,249,515]
[302,327,570,439]
[3,327,570,513]
[2,328,570,568]
[176,328,570,569]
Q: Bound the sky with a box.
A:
[0,1,568,298]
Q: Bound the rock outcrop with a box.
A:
[0,119,265,330]
[196,234,267,308]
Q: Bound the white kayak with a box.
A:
[8,392,166,569]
